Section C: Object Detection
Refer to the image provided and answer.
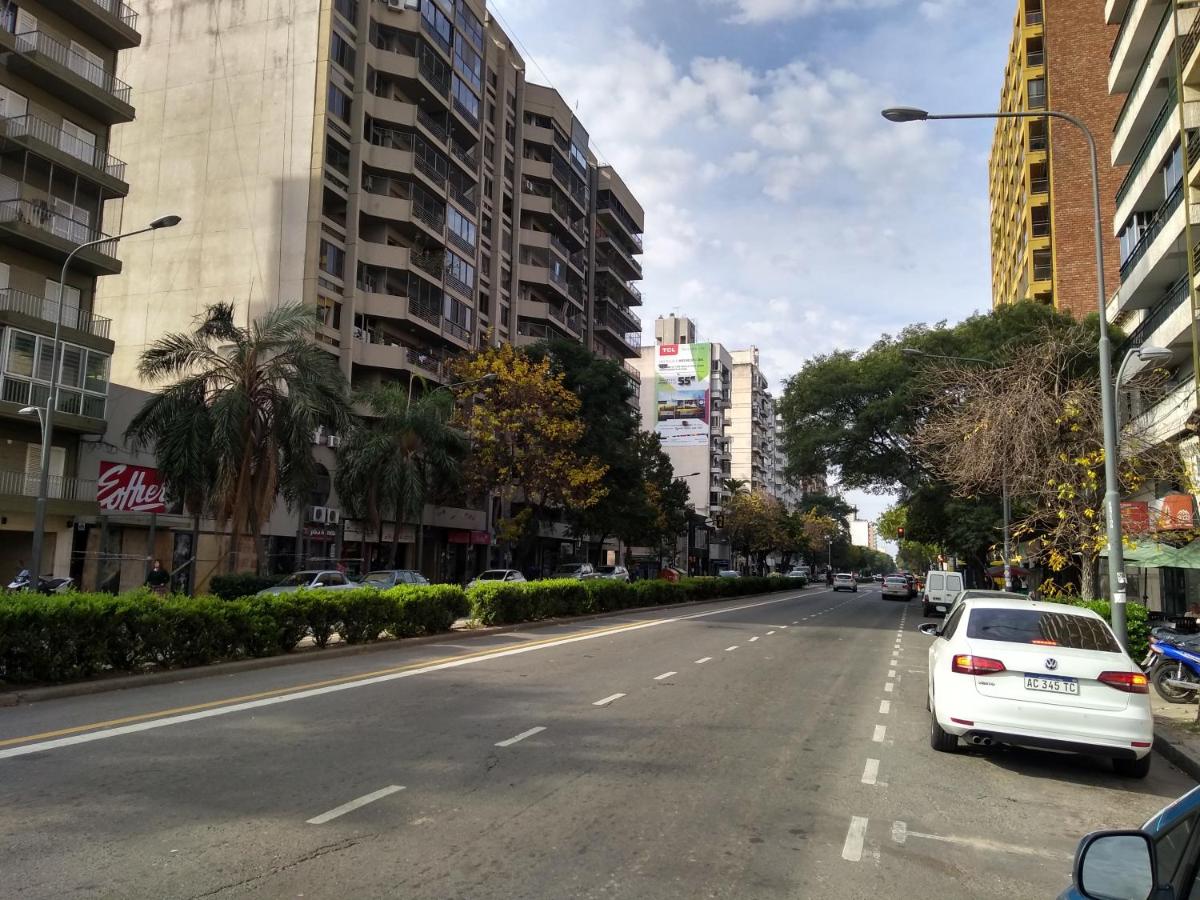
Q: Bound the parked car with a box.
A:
[922,569,964,617]
[872,574,884,582]
[919,596,1152,777]
[466,569,526,588]
[551,562,597,580]
[717,569,741,578]
[832,573,858,593]
[1058,785,1200,899]
[593,565,630,582]
[881,575,910,600]
[257,570,358,595]
[361,569,430,589]
[785,569,809,584]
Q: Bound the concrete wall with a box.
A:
[98,0,325,386]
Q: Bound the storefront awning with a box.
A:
[1102,540,1200,569]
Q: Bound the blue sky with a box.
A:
[490,0,1015,528]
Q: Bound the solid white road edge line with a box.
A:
[495,726,546,748]
[861,759,879,785]
[0,592,807,761]
[654,672,677,681]
[842,816,869,862]
[307,785,405,825]
[593,693,626,707]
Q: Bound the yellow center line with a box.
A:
[0,618,651,749]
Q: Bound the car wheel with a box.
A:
[929,708,958,754]
[1113,754,1151,779]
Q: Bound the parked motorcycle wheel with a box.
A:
[1151,661,1200,704]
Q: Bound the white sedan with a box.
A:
[918,597,1153,777]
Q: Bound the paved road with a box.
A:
[0,584,1193,898]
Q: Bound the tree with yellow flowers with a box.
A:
[450,343,607,566]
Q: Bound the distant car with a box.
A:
[922,569,964,617]
[1059,785,1200,899]
[551,562,597,580]
[920,596,1152,777]
[593,565,630,582]
[785,570,808,583]
[257,570,357,595]
[872,574,884,582]
[717,569,741,578]
[881,575,910,600]
[362,569,430,589]
[833,573,857,592]
[467,569,526,588]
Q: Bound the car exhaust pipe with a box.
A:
[969,735,994,747]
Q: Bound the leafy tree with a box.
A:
[616,432,691,564]
[128,302,348,574]
[450,343,607,566]
[724,490,788,574]
[723,477,749,496]
[335,387,468,569]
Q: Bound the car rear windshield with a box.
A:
[885,578,906,585]
[965,608,1120,652]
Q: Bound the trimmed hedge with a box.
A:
[468,575,795,626]
[0,585,468,685]
[209,572,281,600]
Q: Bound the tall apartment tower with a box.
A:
[84,0,646,584]
[1104,0,1200,615]
[729,347,779,496]
[0,0,143,577]
[989,0,1126,317]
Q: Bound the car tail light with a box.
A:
[951,654,1005,675]
[1098,671,1149,694]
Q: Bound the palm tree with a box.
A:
[127,302,349,574]
[723,477,749,496]
[335,384,468,570]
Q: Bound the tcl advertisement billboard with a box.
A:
[97,461,168,513]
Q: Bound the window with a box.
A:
[331,31,356,73]
[319,240,345,278]
[1164,140,1184,194]
[421,1,452,53]
[445,295,471,330]
[1119,211,1152,263]
[455,1,483,50]
[444,249,476,290]
[0,84,28,119]
[2,330,108,418]
[317,295,342,329]
[1032,248,1052,280]
[333,0,357,24]
[453,33,482,93]
[941,603,966,639]
[478,291,490,316]
[569,141,588,174]
[500,303,509,327]
[965,608,1120,651]
[327,84,351,122]
[325,135,350,175]
[448,206,477,249]
[1028,77,1046,109]
[482,212,492,234]
[452,74,480,124]
[60,119,96,166]
[488,68,497,88]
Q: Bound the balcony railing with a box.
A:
[10,31,132,104]
[82,0,139,30]
[1119,275,1189,356]
[1184,4,1200,64]
[420,15,451,57]
[1114,5,1173,137]
[416,107,448,144]
[0,468,96,501]
[598,192,644,249]
[1116,88,1177,210]
[1026,49,1044,67]
[452,95,479,128]
[418,43,450,97]
[449,141,477,172]
[1025,6,1043,26]
[1111,0,1138,61]
[1,114,126,182]
[443,319,470,342]
[1120,180,1183,280]
[1030,177,1049,194]
[0,198,116,256]
[0,287,112,338]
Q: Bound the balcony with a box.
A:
[1118,276,1191,359]
[0,199,121,275]
[0,114,128,195]
[1111,0,1162,92]
[592,301,641,358]
[35,0,140,49]
[1121,182,1183,282]
[0,286,113,344]
[1112,5,1175,165]
[355,288,446,340]
[0,29,134,124]
[0,468,98,514]
[363,130,448,198]
[1115,88,1177,215]
[595,228,643,281]
[1128,373,1196,447]
[1113,183,1187,314]
[359,179,445,240]
[0,373,106,432]
[597,191,644,252]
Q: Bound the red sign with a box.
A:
[97,461,167,512]
[1121,501,1151,535]
[659,344,679,355]
[448,530,490,545]
[1155,494,1196,532]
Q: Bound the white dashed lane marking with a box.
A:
[592,693,626,707]
[495,727,546,748]
[307,785,405,825]
[842,816,869,862]
[861,759,879,785]
[654,672,676,681]
[695,657,712,664]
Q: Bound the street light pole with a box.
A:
[25,215,181,586]
[885,106,1128,649]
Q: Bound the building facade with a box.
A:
[989,0,1126,317]
[74,0,644,588]
[0,0,144,580]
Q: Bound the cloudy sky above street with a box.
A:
[492,0,1013,528]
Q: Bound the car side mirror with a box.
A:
[917,622,940,637]
[1074,831,1162,900]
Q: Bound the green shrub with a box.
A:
[209,572,280,601]
[1064,597,1150,662]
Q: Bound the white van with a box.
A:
[922,570,964,617]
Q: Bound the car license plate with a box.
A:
[1023,674,1079,695]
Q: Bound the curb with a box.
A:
[0,584,820,708]
[1154,717,1200,782]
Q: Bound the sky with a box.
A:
[489,0,1014,536]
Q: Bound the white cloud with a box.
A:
[720,0,901,24]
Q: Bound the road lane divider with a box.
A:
[307,785,405,825]
[879,700,890,715]
[495,726,546,748]
[654,672,677,681]
[872,725,886,743]
[861,759,879,785]
[592,693,626,707]
[694,657,712,664]
[842,816,868,862]
[725,646,739,652]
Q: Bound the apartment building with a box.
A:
[1105,0,1200,614]
[0,0,144,579]
[729,347,783,497]
[83,0,645,586]
[989,0,1126,317]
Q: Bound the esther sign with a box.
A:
[97,461,168,513]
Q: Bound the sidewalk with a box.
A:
[1152,694,1200,782]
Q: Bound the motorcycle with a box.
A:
[5,573,75,595]
[1144,626,1200,703]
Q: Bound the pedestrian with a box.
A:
[145,558,171,596]
[825,568,834,587]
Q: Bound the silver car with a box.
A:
[467,569,527,588]
[881,575,910,600]
[257,570,358,595]
[594,565,630,582]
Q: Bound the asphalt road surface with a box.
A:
[0,584,1193,899]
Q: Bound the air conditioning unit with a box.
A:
[312,426,325,445]
[326,508,341,525]
[326,433,342,449]
[308,506,328,524]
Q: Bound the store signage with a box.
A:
[97,461,167,513]
[1121,501,1151,535]
[448,530,491,545]
[1154,494,1196,532]
[304,526,337,539]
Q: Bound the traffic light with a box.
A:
[897,526,905,540]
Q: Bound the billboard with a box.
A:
[97,461,168,513]
[655,342,711,446]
